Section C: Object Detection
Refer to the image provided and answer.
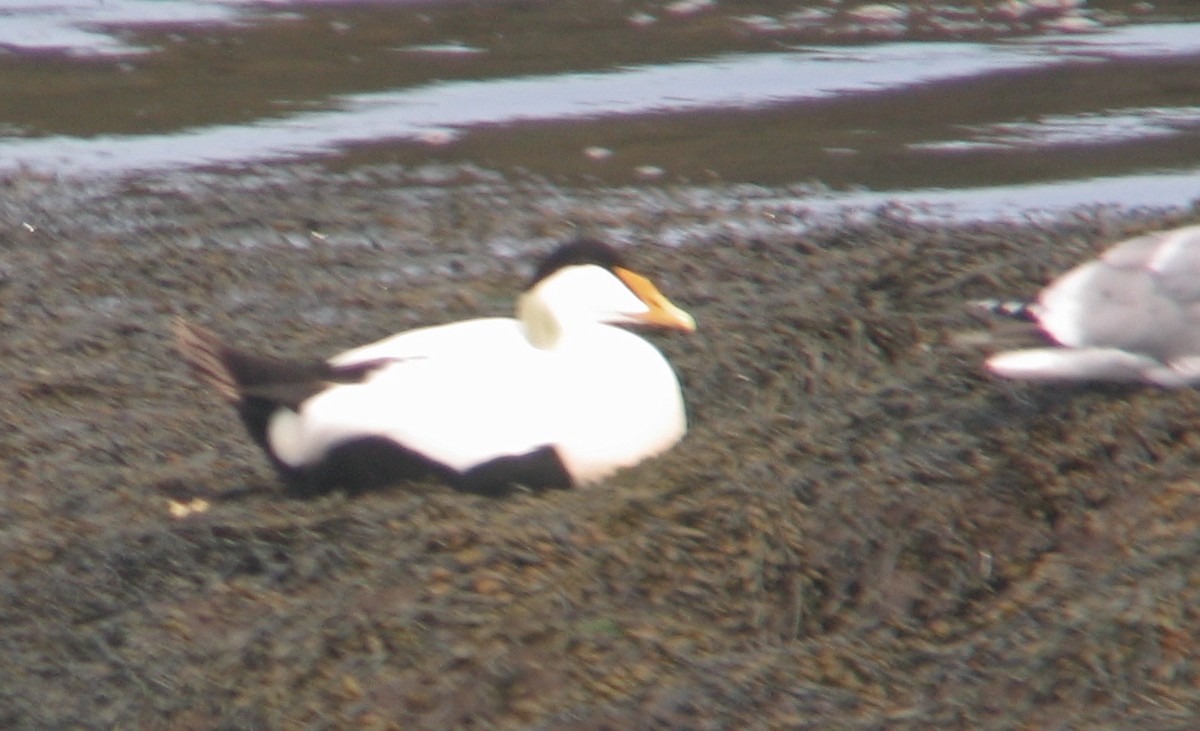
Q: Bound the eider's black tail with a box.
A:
[173,318,350,409]
[174,318,246,402]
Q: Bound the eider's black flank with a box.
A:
[278,438,572,497]
[528,239,625,288]
[456,446,572,495]
[278,436,448,497]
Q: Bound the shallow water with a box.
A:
[2,0,1200,218]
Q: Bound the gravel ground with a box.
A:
[2,166,1200,729]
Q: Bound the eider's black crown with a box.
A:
[528,239,625,289]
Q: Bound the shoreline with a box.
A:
[3,166,1199,728]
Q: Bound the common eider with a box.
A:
[176,239,696,495]
[982,224,1200,386]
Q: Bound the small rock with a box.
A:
[583,146,613,161]
[847,3,907,23]
[665,0,715,17]
[634,165,665,180]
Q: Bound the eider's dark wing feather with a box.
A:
[174,319,390,410]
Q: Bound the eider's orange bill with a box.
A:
[615,267,697,332]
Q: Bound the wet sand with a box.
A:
[2,166,1200,729]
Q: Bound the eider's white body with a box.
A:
[176,240,695,494]
[986,224,1200,386]
[269,315,686,485]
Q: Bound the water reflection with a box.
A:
[0,0,243,55]
[2,0,1200,219]
[0,42,1057,172]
